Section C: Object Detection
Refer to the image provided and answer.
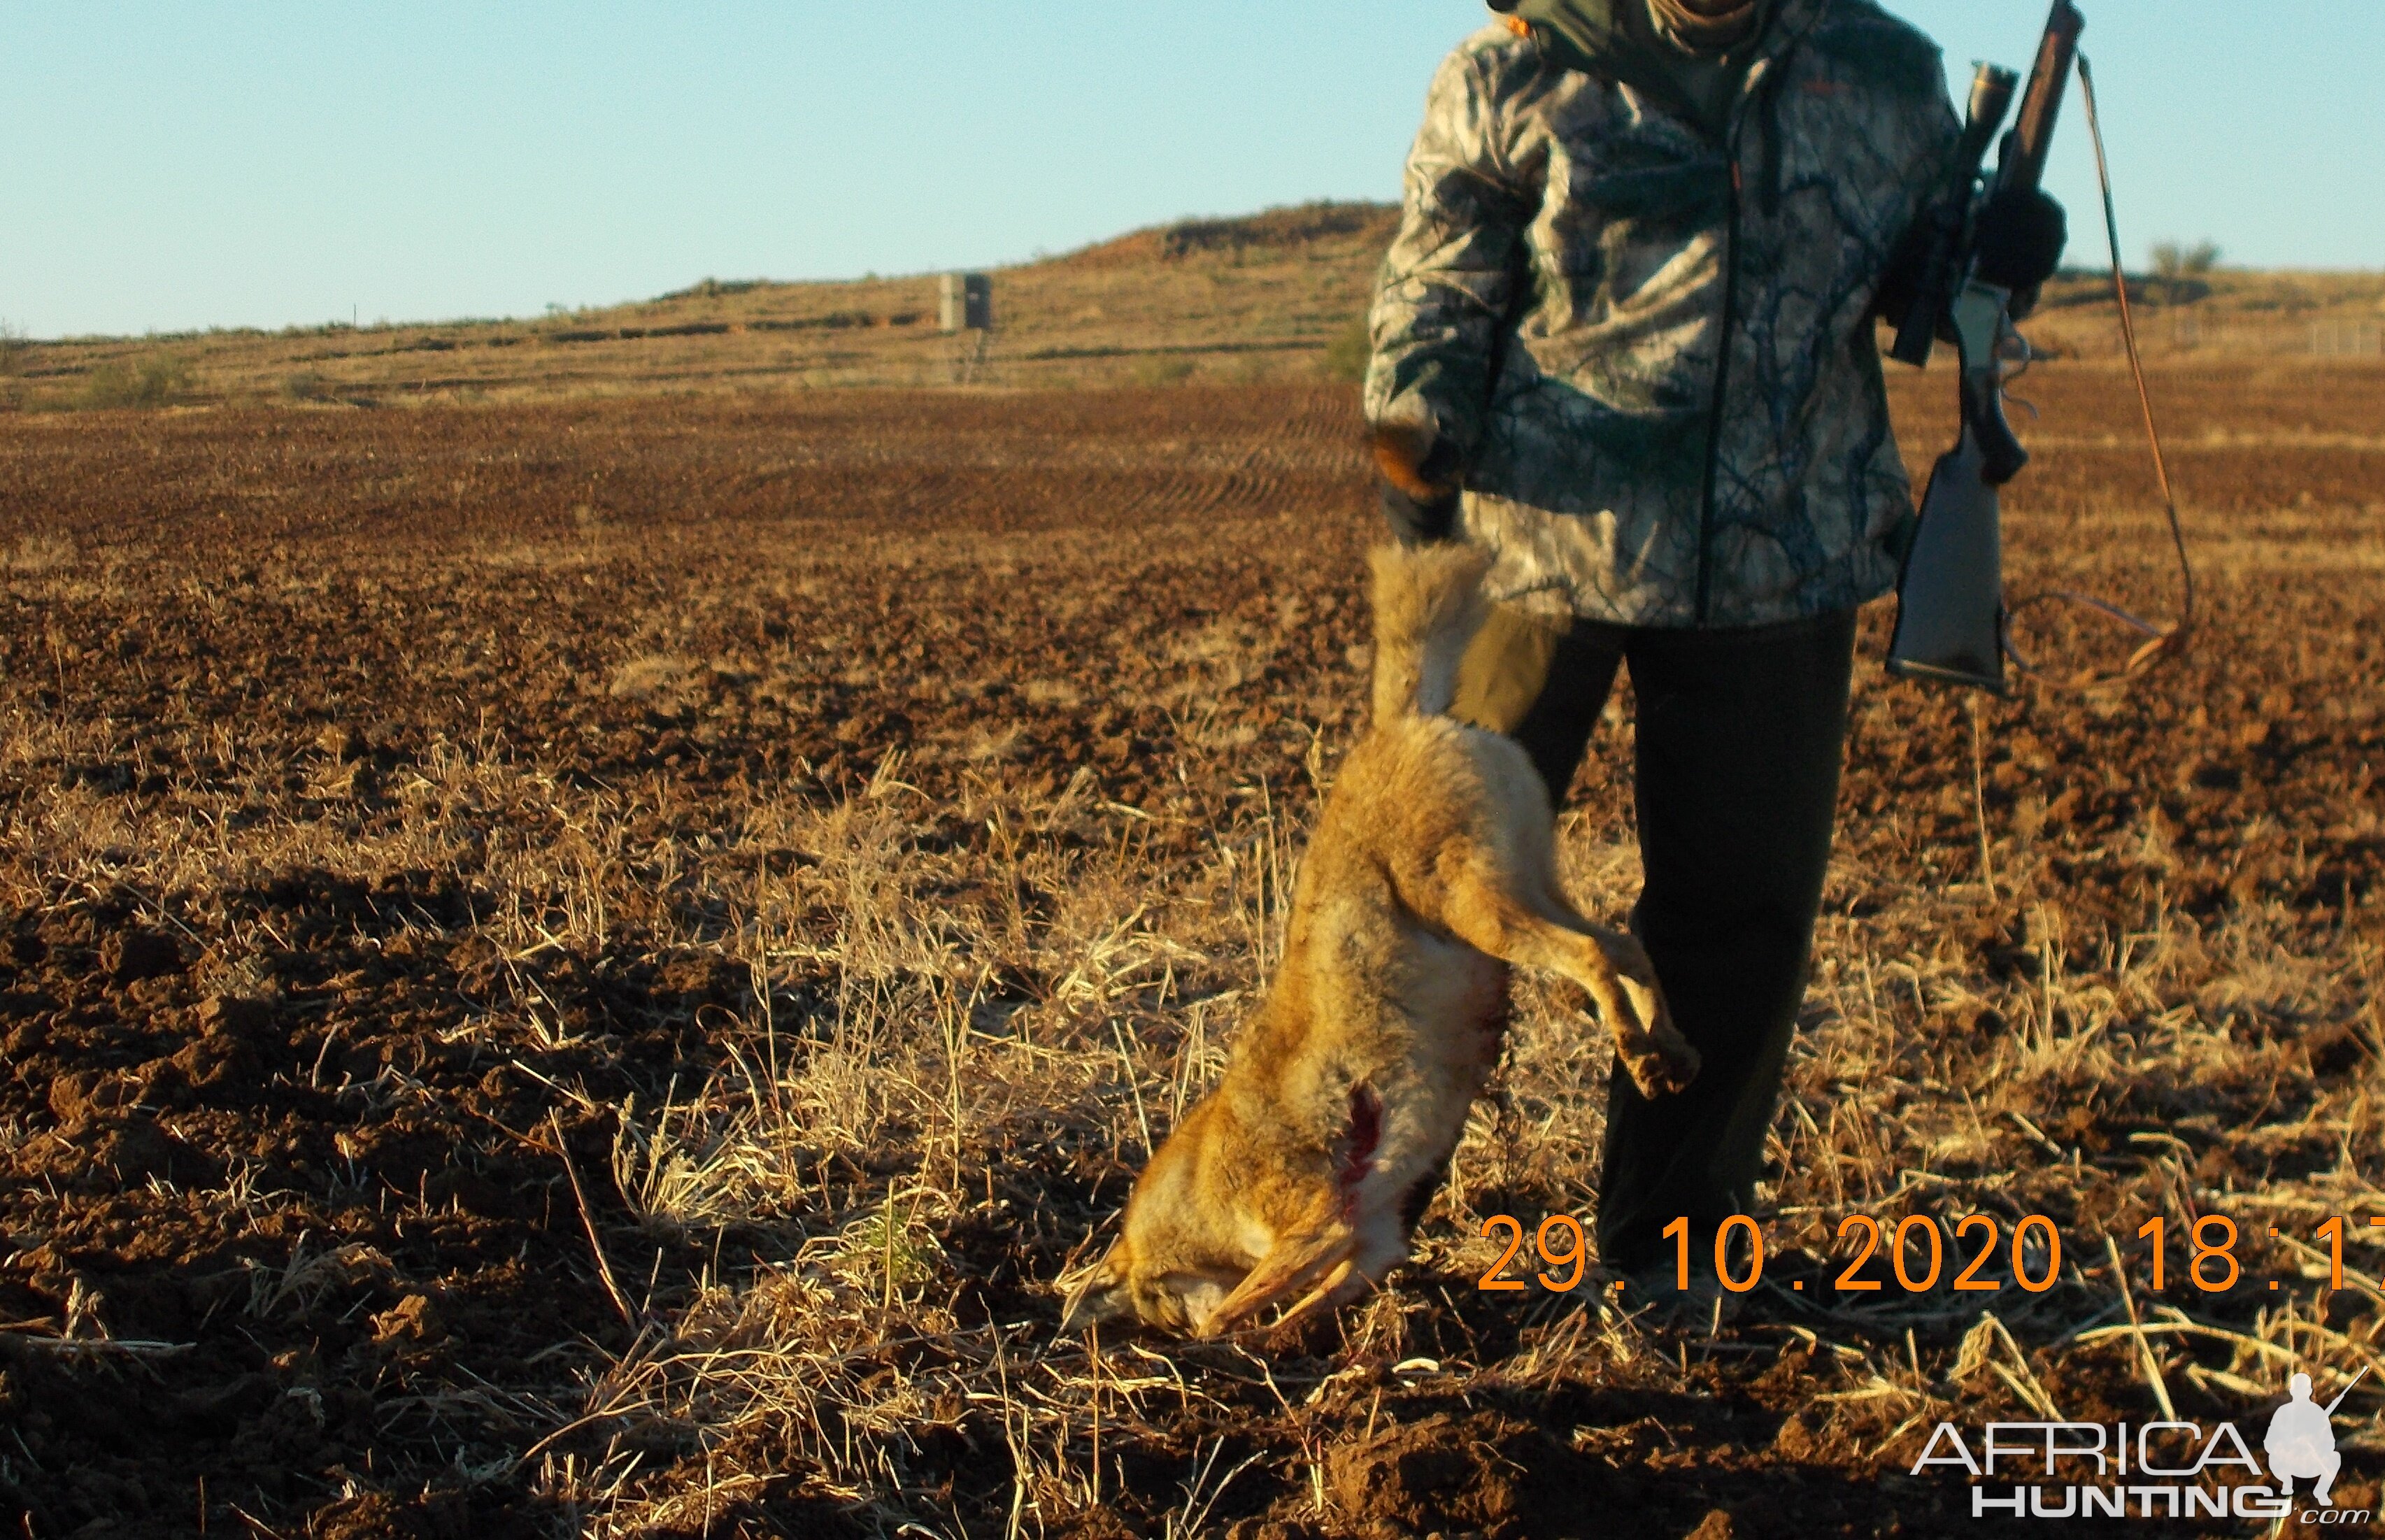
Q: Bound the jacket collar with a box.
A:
[1507,0,1828,137]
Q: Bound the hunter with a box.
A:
[1363,0,2065,1281]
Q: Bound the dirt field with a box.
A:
[1,361,2380,1537]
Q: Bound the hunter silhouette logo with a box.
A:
[2267,1368,2364,1508]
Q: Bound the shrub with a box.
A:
[81,355,192,409]
[1320,315,1372,383]
[2151,239,2223,278]
[280,371,332,403]
[2149,240,2223,305]
[0,320,27,376]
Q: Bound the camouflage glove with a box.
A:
[1971,187,2067,317]
[1372,426,1463,546]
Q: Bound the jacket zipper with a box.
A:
[1693,152,1743,625]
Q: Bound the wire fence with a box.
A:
[2309,320,2384,357]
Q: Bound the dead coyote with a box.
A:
[1061,543,1699,1338]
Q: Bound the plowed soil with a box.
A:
[0,367,2379,1538]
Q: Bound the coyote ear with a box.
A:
[1058,1242,1136,1333]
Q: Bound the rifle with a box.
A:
[1885,2,2085,694]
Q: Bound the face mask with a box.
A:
[1646,0,1760,52]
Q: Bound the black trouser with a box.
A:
[1507,609,1857,1271]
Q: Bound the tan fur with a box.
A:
[1060,545,1698,1339]
[1367,543,1490,724]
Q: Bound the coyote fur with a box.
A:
[1060,544,1699,1338]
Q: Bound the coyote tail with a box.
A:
[1367,542,1492,724]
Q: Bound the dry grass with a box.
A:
[503,737,2381,1534]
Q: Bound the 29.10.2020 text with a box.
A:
[1472,1212,2385,1296]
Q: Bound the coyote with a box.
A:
[1060,544,1698,1338]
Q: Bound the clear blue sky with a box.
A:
[6,2,2377,338]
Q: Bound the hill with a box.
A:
[1,203,1401,408]
[2,199,2378,408]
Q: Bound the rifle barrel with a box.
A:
[1998,1,2085,195]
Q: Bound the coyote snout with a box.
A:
[1060,545,1698,1339]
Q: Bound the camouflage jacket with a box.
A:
[1364,0,1958,628]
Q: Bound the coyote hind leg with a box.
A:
[1437,862,1699,1098]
